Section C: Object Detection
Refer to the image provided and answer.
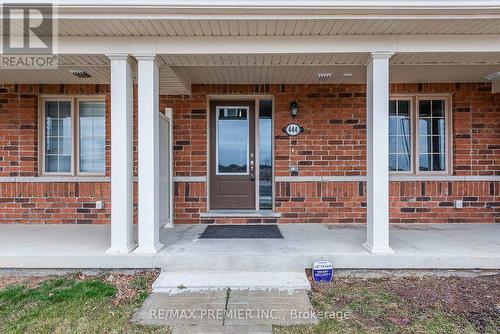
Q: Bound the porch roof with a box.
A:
[1,52,500,95]
[2,1,500,94]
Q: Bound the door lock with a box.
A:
[250,153,255,180]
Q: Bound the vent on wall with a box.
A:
[316,73,333,82]
[70,70,91,78]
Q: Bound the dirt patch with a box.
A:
[0,275,50,290]
[382,275,500,333]
[306,272,500,333]
[105,270,159,305]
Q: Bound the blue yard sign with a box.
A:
[312,260,333,283]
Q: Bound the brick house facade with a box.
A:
[1,83,498,225]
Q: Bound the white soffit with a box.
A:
[0,55,190,95]
[161,53,500,66]
[174,64,500,84]
[1,53,500,89]
[20,18,500,37]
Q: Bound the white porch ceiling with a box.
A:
[1,53,499,93]
[160,53,500,66]
[174,64,500,85]
[20,18,500,37]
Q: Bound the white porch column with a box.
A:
[363,52,395,255]
[134,54,164,254]
[106,54,136,254]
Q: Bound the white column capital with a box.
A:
[369,51,395,60]
[106,53,131,61]
[133,54,161,64]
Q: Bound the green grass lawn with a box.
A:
[0,271,170,334]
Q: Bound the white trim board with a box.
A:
[1,175,497,183]
[57,35,500,55]
[275,175,500,182]
[0,176,110,183]
[172,176,207,182]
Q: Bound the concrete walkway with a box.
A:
[133,288,316,334]
[0,223,498,269]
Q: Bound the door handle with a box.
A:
[250,153,255,180]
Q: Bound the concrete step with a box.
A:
[155,254,314,272]
[152,271,311,293]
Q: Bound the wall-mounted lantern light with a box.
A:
[289,101,299,118]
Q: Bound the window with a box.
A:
[79,101,106,173]
[41,97,106,175]
[44,100,72,173]
[258,99,273,210]
[389,95,450,174]
[417,99,446,172]
[389,99,411,172]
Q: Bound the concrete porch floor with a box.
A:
[0,223,498,269]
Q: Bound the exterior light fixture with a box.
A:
[289,101,299,117]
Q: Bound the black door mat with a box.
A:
[199,225,283,239]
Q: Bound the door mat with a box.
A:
[199,225,283,239]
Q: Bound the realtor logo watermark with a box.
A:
[148,308,353,321]
[1,2,58,68]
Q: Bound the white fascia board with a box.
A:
[20,0,500,19]
[57,35,500,55]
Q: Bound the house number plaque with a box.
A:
[282,123,304,137]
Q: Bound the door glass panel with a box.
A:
[259,100,273,210]
[217,107,248,174]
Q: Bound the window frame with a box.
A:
[39,95,106,176]
[389,94,452,176]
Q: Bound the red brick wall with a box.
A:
[0,83,499,224]
[0,182,110,224]
[0,84,113,224]
[162,83,499,224]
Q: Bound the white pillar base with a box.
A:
[362,242,395,255]
[105,243,137,255]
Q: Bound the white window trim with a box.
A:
[389,94,452,176]
[39,95,106,176]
